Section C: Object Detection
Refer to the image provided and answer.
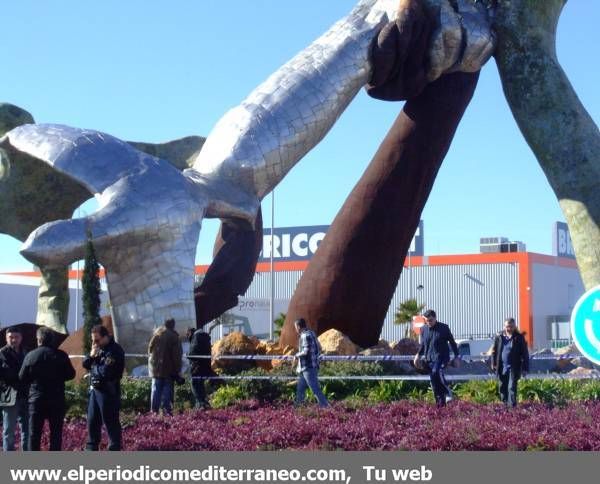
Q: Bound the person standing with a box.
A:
[414,309,460,407]
[148,318,182,414]
[491,317,529,407]
[82,325,125,451]
[293,318,328,408]
[187,327,214,409]
[0,327,29,451]
[19,327,75,451]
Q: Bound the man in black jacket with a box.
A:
[19,327,76,451]
[0,327,29,451]
[414,309,460,407]
[491,317,529,407]
[187,327,215,409]
[82,325,125,451]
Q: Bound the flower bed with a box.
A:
[49,401,600,451]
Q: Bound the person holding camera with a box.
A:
[414,309,460,408]
[82,324,125,451]
[148,318,183,415]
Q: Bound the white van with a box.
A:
[456,338,494,360]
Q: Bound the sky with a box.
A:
[1,0,598,271]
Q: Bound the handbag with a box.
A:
[414,357,431,374]
[0,380,17,407]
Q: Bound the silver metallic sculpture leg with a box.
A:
[0,104,76,334]
[35,266,70,332]
[0,0,495,353]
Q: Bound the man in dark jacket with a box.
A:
[19,327,76,451]
[0,327,29,451]
[491,317,529,407]
[82,325,125,451]
[187,327,214,409]
[414,309,460,407]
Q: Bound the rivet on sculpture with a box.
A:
[1,0,506,353]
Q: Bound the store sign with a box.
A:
[411,221,424,256]
[259,221,424,262]
[553,222,576,259]
[260,225,328,262]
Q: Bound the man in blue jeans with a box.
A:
[0,327,29,451]
[491,317,529,407]
[414,309,460,407]
[293,318,328,408]
[148,318,183,414]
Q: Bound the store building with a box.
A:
[0,222,584,350]
[198,221,583,350]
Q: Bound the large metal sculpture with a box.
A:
[0,103,264,339]
[284,0,600,348]
[281,0,492,347]
[281,70,480,348]
[0,0,495,352]
[0,103,86,332]
[494,0,600,290]
[0,103,207,333]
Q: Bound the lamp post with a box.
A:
[408,249,412,300]
[269,191,275,340]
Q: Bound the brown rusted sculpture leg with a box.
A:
[280,72,480,348]
[194,210,263,326]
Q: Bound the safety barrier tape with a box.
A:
[68,353,584,361]
[176,373,600,381]
[64,372,600,394]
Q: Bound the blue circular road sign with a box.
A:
[571,285,600,366]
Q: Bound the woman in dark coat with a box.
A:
[186,328,215,409]
[491,318,529,407]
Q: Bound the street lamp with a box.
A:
[269,190,275,341]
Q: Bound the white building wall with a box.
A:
[530,261,584,350]
[381,262,519,341]
[0,279,39,327]
[242,263,519,344]
[0,275,110,333]
[2,259,583,348]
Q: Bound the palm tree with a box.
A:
[394,299,425,339]
[273,313,286,340]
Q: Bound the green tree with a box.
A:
[82,237,102,354]
[394,299,424,339]
[273,313,286,340]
